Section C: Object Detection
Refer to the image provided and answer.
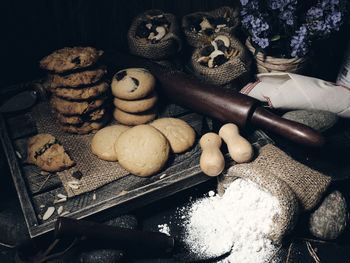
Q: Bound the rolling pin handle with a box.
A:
[251,107,325,147]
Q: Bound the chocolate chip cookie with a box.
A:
[47,66,107,88]
[111,68,155,100]
[50,95,107,115]
[57,114,110,134]
[53,107,107,125]
[39,47,104,73]
[50,81,109,100]
[26,133,75,172]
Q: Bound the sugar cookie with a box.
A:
[115,125,170,177]
[113,107,156,125]
[113,91,158,113]
[91,125,130,161]
[150,117,196,153]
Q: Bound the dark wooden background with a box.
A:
[0,0,349,89]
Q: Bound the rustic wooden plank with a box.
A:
[0,114,39,235]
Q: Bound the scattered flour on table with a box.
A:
[158,223,171,236]
[180,178,282,263]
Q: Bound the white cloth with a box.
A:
[240,72,350,118]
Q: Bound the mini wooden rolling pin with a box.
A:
[109,53,325,147]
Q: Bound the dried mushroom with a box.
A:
[135,14,170,43]
[196,35,239,68]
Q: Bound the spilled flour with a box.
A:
[179,178,281,263]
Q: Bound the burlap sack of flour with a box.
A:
[217,144,332,243]
[218,165,299,244]
[190,34,251,85]
[182,6,240,48]
[252,144,331,211]
[127,9,182,60]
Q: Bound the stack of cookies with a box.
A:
[111,68,158,125]
[39,46,110,134]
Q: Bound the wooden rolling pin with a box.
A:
[107,52,325,147]
[55,217,174,255]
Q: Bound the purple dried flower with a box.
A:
[240,0,345,57]
[290,25,309,57]
[252,36,270,49]
[240,0,249,6]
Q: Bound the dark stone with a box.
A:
[282,110,338,132]
[309,190,349,240]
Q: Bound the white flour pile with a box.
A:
[180,178,282,263]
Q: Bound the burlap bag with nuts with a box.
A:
[182,6,240,48]
[217,144,331,244]
[190,33,251,85]
[127,9,182,60]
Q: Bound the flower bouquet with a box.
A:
[240,0,347,73]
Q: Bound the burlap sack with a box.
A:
[127,9,182,60]
[190,33,251,85]
[218,165,299,244]
[182,6,240,48]
[252,144,331,211]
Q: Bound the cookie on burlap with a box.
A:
[47,66,107,88]
[111,68,155,100]
[57,114,110,134]
[50,82,109,100]
[113,107,157,125]
[91,125,130,161]
[53,107,106,125]
[150,117,196,153]
[26,133,75,172]
[113,91,158,113]
[115,125,170,177]
[39,47,104,73]
[50,95,107,115]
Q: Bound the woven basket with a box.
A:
[245,38,309,74]
[190,33,251,85]
[127,9,182,60]
[182,6,240,48]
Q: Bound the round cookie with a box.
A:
[150,118,196,153]
[113,107,157,125]
[53,107,106,125]
[26,133,75,172]
[113,91,158,113]
[115,125,170,177]
[51,82,109,100]
[111,68,155,100]
[50,95,107,115]
[40,47,104,73]
[58,114,110,134]
[47,66,107,88]
[91,125,130,161]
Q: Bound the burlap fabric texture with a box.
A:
[127,9,182,60]
[245,38,309,74]
[31,102,129,197]
[217,144,332,244]
[182,6,240,48]
[190,33,251,85]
